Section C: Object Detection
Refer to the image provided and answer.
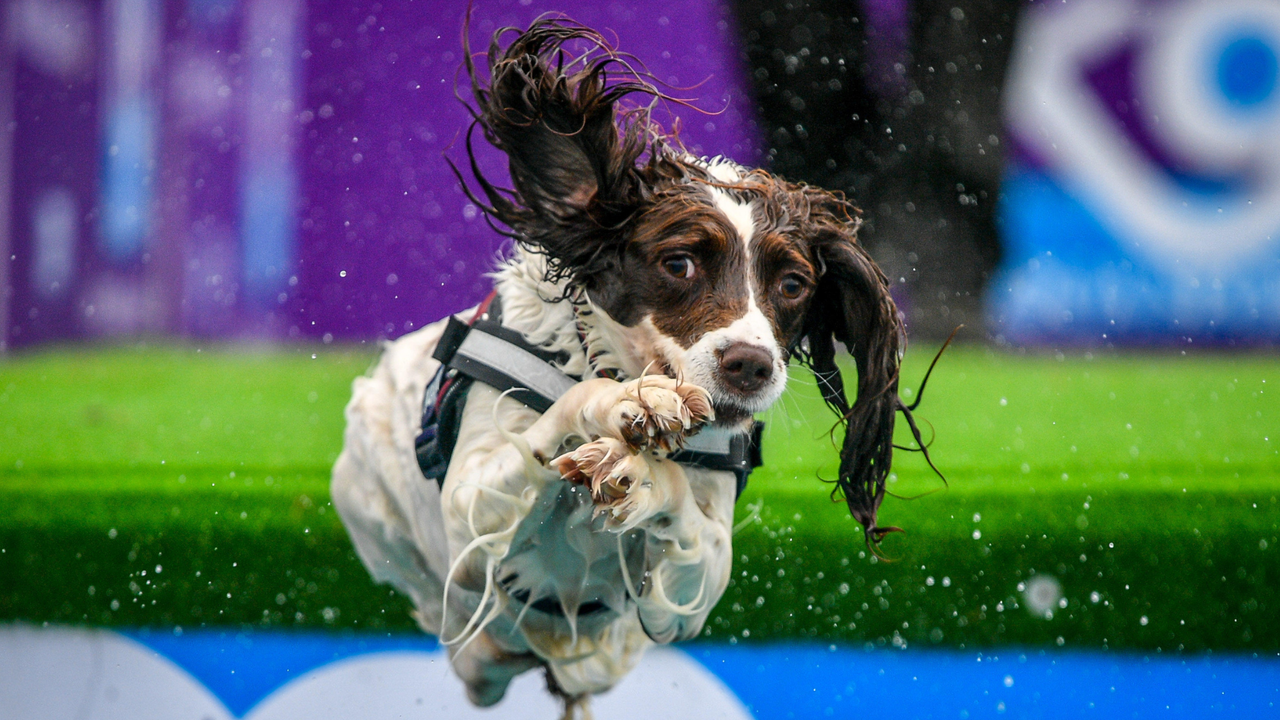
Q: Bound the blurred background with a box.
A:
[1,1,1277,718]
[3,0,1277,350]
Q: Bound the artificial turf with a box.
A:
[0,342,1275,653]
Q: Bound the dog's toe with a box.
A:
[554,437,624,484]
[554,438,639,493]
[553,437,653,513]
[673,383,714,426]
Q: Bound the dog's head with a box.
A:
[461,17,908,544]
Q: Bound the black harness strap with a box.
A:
[413,293,498,483]
[668,422,764,492]
[414,295,764,499]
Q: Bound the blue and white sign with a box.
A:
[0,625,746,720]
[2,625,1278,718]
[994,0,1280,343]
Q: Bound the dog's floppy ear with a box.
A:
[800,208,906,549]
[462,16,657,278]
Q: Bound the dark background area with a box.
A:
[733,0,1020,338]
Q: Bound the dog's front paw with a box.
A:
[554,437,647,502]
[553,438,659,527]
[591,375,714,452]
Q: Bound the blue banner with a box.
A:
[2,626,1277,718]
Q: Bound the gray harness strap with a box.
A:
[415,296,763,498]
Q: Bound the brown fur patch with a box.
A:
[588,172,830,355]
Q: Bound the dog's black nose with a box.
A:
[719,343,774,393]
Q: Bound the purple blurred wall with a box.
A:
[3,0,99,347]
[0,0,760,349]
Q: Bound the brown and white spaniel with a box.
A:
[332,15,918,719]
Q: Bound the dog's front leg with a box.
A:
[572,455,735,643]
[548,382,737,643]
[626,461,736,643]
[441,375,709,590]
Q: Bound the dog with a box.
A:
[331,15,915,718]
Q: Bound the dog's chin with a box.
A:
[693,379,785,431]
[708,401,759,430]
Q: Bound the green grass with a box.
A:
[0,343,1276,651]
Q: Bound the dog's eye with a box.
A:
[779,274,807,299]
[661,255,696,280]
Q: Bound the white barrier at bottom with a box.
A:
[0,625,752,720]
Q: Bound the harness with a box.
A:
[414,292,764,499]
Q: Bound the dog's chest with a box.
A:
[498,483,644,622]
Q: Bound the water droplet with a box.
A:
[1023,575,1062,618]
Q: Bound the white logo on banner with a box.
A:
[1005,0,1280,272]
[0,625,752,720]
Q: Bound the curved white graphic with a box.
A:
[0,625,228,720]
[1005,0,1280,272]
[1141,0,1280,170]
[0,625,752,720]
